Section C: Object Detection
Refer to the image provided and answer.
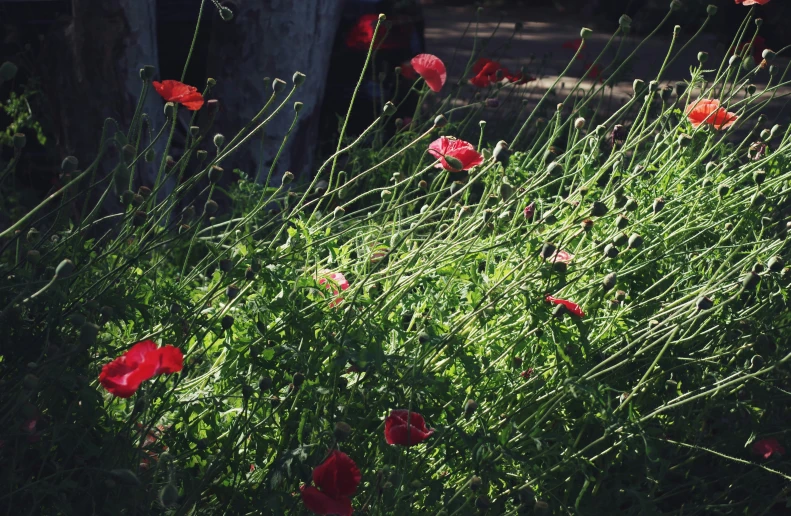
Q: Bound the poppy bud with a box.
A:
[133,210,147,227]
[669,0,682,11]
[221,315,234,330]
[56,259,74,278]
[80,322,100,349]
[213,133,225,150]
[751,191,766,208]
[380,189,393,201]
[279,170,294,186]
[696,296,713,310]
[728,55,739,68]
[627,233,643,249]
[159,483,179,508]
[163,101,177,119]
[382,101,396,116]
[258,376,272,391]
[330,421,353,442]
[178,222,190,235]
[434,114,447,127]
[0,61,17,83]
[760,129,771,141]
[219,259,233,273]
[493,140,510,167]
[603,243,619,258]
[766,255,784,273]
[540,243,556,260]
[610,233,627,247]
[603,272,617,291]
[272,78,286,93]
[205,199,218,215]
[742,271,760,290]
[653,197,665,214]
[24,249,41,265]
[762,49,776,63]
[209,165,223,183]
[697,52,708,64]
[612,214,627,230]
[614,290,626,302]
[13,132,26,150]
[580,27,592,40]
[292,372,305,387]
[464,399,478,418]
[226,284,239,300]
[110,469,141,487]
[619,14,632,31]
[166,155,176,168]
[138,186,152,199]
[61,156,78,174]
[574,117,586,130]
[677,134,692,147]
[218,5,233,21]
[591,200,608,217]
[706,5,717,16]
[290,71,306,87]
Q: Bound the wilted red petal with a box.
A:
[300,485,353,516]
[545,295,585,317]
[312,450,361,498]
[411,54,447,92]
[385,409,434,446]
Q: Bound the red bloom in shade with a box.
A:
[545,295,585,317]
[300,450,361,516]
[752,437,785,459]
[520,368,534,379]
[735,0,770,5]
[685,99,738,130]
[98,341,184,398]
[427,136,484,172]
[411,54,447,92]
[152,80,204,111]
[384,410,434,446]
[584,63,604,83]
[733,35,768,65]
[469,58,533,87]
[524,202,535,220]
[318,270,350,308]
[400,61,418,80]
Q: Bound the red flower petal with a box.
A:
[411,54,447,93]
[735,0,771,6]
[155,345,184,375]
[685,99,738,130]
[312,450,361,498]
[427,137,483,172]
[300,485,353,516]
[752,437,785,459]
[545,295,585,317]
[152,80,204,111]
[400,62,418,80]
[98,341,183,398]
[384,409,434,446]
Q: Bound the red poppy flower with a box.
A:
[735,0,770,5]
[469,58,505,88]
[99,341,184,398]
[152,80,204,111]
[411,54,447,93]
[400,61,418,80]
[547,249,574,264]
[752,437,785,459]
[318,270,350,308]
[505,71,535,85]
[733,35,768,65]
[520,368,534,379]
[545,295,585,317]
[385,409,434,446]
[524,202,535,220]
[300,450,361,516]
[685,99,738,130]
[584,63,604,83]
[427,136,484,172]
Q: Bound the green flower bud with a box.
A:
[382,101,396,116]
[540,243,557,259]
[0,61,19,82]
[164,101,176,118]
[697,52,709,64]
[591,200,608,217]
[751,191,766,208]
[281,171,294,186]
[768,255,784,272]
[61,156,78,173]
[13,133,26,150]
[293,101,303,113]
[603,243,619,258]
[26,249,41,264]
[292,71,306,86]
[221,315,234,330]
[272,78,286,93]
[742,271,760,290]
[208,165,223,183]
[619,14,632,31]
[434,114,447,127]
[603,272,617,291]
[464,398,478,418]
[627,233,644,249]
[444,155,464,171]
[580,27,592,40]
[334,421,353,441]
[213,133,225,149]
[653,197,665,214]
[159,484,179,507]
[56,259,74,278]
[205,199,219,215]
[219,6,233,21]
[612,233,628,247]
[753,170,766,185]
[669,0,682,12]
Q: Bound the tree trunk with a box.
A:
[205,0,344,185]
[45,0,163,185]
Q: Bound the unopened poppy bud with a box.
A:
[760,129,771,141]
[189,125,200,138]
[219,258,233,273]
[746,84,756,95]
[591,200,608,217]
[434,114,447,127]
[464,399,478,418]
[159,483,179,507]
[213,133,225,149]
[138,186,152,199]
[696,296,714,311]
[444,155,464,171]
[670,0,682,12]
[612,233,628,247]
[603,272,617,291]
[614,290,627,302]
[61,156,78,173]
[761,49,776,63]
[163,101,176,118]
[278,171,293,187]
[120,144,136,164]
[706,5,717,16]
[293,101,303,113]
[26,227,40,243]
[208,165,223,184]
[226,284,239,300]
[289,71,306,88]
[546,162,563,177]
[697,52,709,64]
[382,101,396,116]
[56,259,74,278]
[534,500,550,516]
[540,242,556,259]
[132,210,147,227]
[729,55,739,67]
[26,249,41,264]
[166,155,176,168]
[574,117,586,129]
[381,189,393,200]
[619,14,632,31]
[603,244,619,258]
[272,78,286,93]
[751,191,766,208]
[755,18,763,28]
[334,421,353,441]
[221,315,234,330]
[648,80,659,93]
[218,6,233,21]
[132,193,145,206]
[653,197,665,213]
[742,271,760,290]
[13,132,26,150]
[627,233,643,249]
[594,124,607,137]
[395,118,404,129]
[768,255,784,272]
[580,218,594,232]
[580,27,592,40]
[0,61,19,82]
[752,169,766,185]
[205,199,218,215]
[258,376,272,391]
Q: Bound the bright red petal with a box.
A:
[546,295,585,317]
[469,72,492,88]
[411,54,447,93]
[445,139,484,170]
[155,345,184,375]
[300,485,353,516]
[312,450,361,498]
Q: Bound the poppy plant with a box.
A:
[318,270,350,308]
[752,437,785,459]
[410,54,447,93]
[427,136,484,172]
[98,340,184,398]
[546,295,585,317]
[152,80,204,111]
[685,99,738,130]
[300,450,361,516]
[384,409,434,446]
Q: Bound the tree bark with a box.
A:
[44,0,163,184]
[205,0,344,185]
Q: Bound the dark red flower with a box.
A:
[469,58,532,88]
[411,54,447,92]
[301,450,361,516]
[427,136,484,172]
[520,368,534,379]
[400,61,418,80]
[385,409,434,446]
[686,99,738,130]
[152,80,204,111]
[545,295,585,317]
[752,437,785,459]
[98,340,184,398]
[523,202,535,220]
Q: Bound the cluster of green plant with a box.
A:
[1,2,791,515]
